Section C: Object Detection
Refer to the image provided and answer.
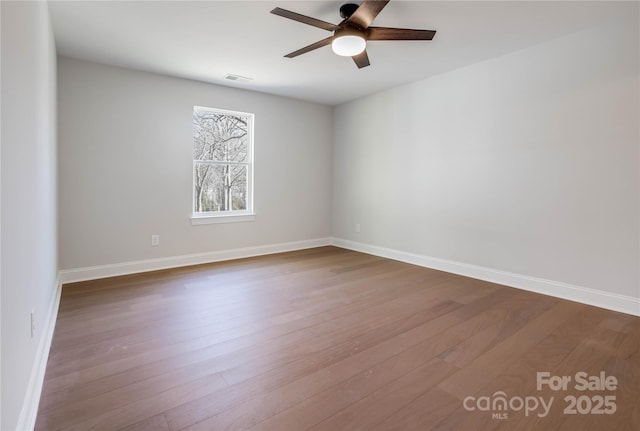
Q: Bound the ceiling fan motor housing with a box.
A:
[339,3,360,19]
[334,26,366,39]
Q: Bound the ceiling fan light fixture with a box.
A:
[332,34,366,56]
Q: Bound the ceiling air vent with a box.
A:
[224,74,253,83]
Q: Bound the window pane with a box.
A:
[229,164,248,210]
[193,109,249,163]
[194,163,248,213]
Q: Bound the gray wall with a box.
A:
[1,1,58,429]
[58,58,333,270]
[332,10,639,298]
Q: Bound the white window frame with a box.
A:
[191,106,255,225]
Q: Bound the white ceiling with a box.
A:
[48,1,627,105]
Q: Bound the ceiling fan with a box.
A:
[270,0,436,69]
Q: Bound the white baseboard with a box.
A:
[58,237,332,284]
[331,237,640,317]
[15,276,62,431]
[58,236,640,316]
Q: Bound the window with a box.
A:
[192,106,254,224]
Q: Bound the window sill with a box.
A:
[191,213,256,225]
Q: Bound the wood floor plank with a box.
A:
[44,261,424,384]
[42,265,440,398]
[437,300,584,399]
[50,256,416,351]
[432,306,632,431]
[370,387,461,431]
[163,311,465,430]
[34,246,640,431]
[117,413,170,431]
[501,318,640,431]
[305,358,459,431]
[437,294,557,368]
[170,287,563,430]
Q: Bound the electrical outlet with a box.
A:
[355,223,361,233]
[151,234,160,246]
[30,308,35,338]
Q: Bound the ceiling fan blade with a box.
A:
[284,36,334,58]
[347,0,390,29]
[352,49,370,69]
[367,27,436,40]
[271,7,339,32]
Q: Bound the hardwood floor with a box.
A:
[35,246,639,431]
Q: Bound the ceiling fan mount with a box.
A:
[339,3,360,20]
[271,0,437,69]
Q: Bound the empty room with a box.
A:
[1,0,638,430]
